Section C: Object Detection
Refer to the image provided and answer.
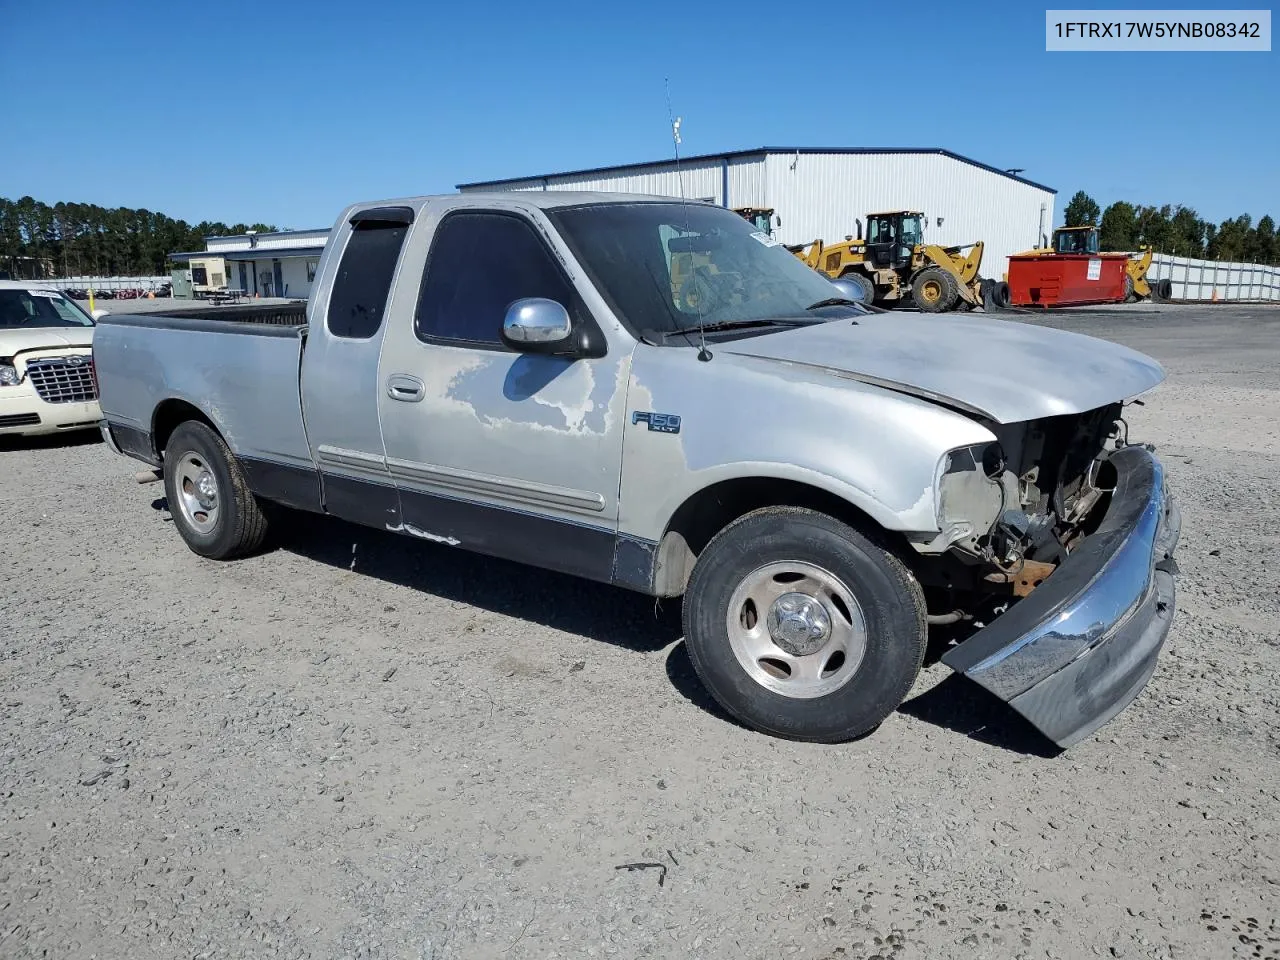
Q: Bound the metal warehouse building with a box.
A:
[459,147,1057,279]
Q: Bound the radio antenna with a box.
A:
[665,78,711,362]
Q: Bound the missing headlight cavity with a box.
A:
[937,443,1008,551]
[981,442,1006,479]
[932,404,1127,569]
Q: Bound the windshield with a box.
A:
[547,202,859,341]
[0,289,95,329]
[1055,229,1099,255]
[900,215,923,247]
[868,214,922,247]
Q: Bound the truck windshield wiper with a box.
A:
[805,296,862,310]
[659,318,814,339]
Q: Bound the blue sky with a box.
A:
[2,0,1275,229]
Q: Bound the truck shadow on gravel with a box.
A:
[268,511,685,654]
[898,675,1061,758]
[182,505,1059,753]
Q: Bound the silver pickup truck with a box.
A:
[94,192,1180,749]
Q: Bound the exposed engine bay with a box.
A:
[921,400,1136,612]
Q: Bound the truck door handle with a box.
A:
[386,374,425,402]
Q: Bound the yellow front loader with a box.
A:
[789,211,986,312]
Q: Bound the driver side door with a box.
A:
[376,209,632,582]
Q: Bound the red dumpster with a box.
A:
[1006,253,1129,307]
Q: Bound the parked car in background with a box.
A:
[0,281,103,437]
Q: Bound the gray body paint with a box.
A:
[94,191,1166,589]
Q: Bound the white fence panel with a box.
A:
[41,275,171,291]
[1148,254,1280,302]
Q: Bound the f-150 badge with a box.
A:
[632,411,681,434]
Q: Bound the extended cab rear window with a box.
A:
[326,220,409,339]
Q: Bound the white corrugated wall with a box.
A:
[473,159,726,204]
[764,153,1054,281]
[461,151,1055,281]
[726,154,767,208]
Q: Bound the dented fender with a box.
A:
[617,343,996,543]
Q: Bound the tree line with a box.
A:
[1062,191,1277,264]
[0,195,276,280]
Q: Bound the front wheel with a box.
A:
[682,508,927,742]
[163,420,268,559]
[912,266,958,312]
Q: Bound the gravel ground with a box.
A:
[2,303,1278,960]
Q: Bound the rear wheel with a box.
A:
[682,508,927,742]
[992,280,1011,309]
[838,270,876,304]
[912,267,958,312]
[163,420,268,559]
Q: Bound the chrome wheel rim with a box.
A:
[175,452,219,534]
[725,561,868,699]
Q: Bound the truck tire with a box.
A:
[163,420,268,560]
[912,267,958,312]
[838,270,876,304]
[682,507,927,742]
[1124,274,1136,302]
[992,281,1011,309]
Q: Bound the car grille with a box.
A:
[26,356,98,404]
[0,412,41,428]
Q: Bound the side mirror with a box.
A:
[501,298,575,354]
[91,308,110,320]
[828,277,870,304]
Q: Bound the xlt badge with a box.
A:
[632,411,681,434]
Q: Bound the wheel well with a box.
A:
[651,477,904,597]
[152,399,217,459]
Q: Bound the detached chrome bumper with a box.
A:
[943,445,1180,748]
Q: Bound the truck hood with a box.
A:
[0,327,95,357]
[717,312,1165,424]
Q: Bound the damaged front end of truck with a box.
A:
[922,402,1180,747]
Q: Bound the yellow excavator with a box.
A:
[670,207,987,312]
[1016,225,1167,302]
[787,211,985,312]
[669,207,785,309]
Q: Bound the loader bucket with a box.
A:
[941,446,1180,748]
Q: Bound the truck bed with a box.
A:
[93,311,314,476]
[130,301,308,327]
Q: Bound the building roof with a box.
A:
[457,146,1057,194]
[170,247,327,262]
[201,227,330,241]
